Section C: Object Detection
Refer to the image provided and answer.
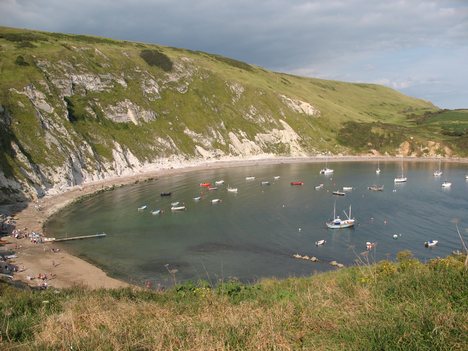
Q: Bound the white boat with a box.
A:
[465,175,468,180]
[394,161,407,183]
[261,181,270,186]
[227,187,238,193]
[332,191,346,196]
[171,205,186,211]
[215,180,225,185]
[319,158,334,175]
[211,198,222,204]
[342,186,353,191]
[376,160,381,174]
[441,181,451,188]
[193,196,201,201]
[315,184,324,190]
[274,176,281,180]
[424,240,438,247]
[151,209,162,215]
[366,241,376,250]
[137,205,147,211]
[368,185,384,191]
[245,176,255,180]
[433,160,443,177]
[326,203,355,229]
[320,168,334,175]
[171,201,180,207]
[315,239,326,246]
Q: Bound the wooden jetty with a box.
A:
[52,233,107,242]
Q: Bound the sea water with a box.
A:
[45,161,468,286]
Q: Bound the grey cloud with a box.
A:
[1,0,467,107]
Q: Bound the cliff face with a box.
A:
[0,27,440,203]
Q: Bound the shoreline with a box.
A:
[2,155,468,290]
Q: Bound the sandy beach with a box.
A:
[2,155,467,290]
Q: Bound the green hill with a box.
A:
[1,26,466,203]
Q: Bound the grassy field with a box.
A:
[0,252,466,350]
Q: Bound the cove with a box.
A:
[45,160,468,287]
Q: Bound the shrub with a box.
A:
[140,49,173,72]
[15,55,29,66]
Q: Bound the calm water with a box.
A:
[45,161,468,287]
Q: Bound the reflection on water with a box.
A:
[45,161,468,287]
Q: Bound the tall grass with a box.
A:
[1,253,466,350]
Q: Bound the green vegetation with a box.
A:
[0,253,466,350]
[0,25,467,202]
[140,49,173,71]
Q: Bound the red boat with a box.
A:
[290,181,304,186]
[200,182,211,187]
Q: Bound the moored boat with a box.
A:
[261,181,270,186]
[171,205,186,211]
[227,187,238,193]
[137,205,147,211]
[342,186,353,191]
[366,241,376,250]
[245,176,255,180]
[151,209,162,215]
[215,180,225,185]
[332,191,346,196]
[424,240,438,247]
[442,181,451,188]
[368,185,384,191]
[200,182,211,188]
[160,192,172,197]
[326,203,355,229]
[315,239,326,246]
[274,176,281,180]
[211,198,222,204]
[290,181,304,186]
[315,184,324,190]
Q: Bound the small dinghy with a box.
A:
[171,205,186,211]
[290,181,304,186]
[424,240,438,247]
[151,209,162,215]
[215,180,225,185]
[332,191,346,196]
[274,176,281,180]
[211,198,222,204]
[137,205,147,211]
[315,184,324,190]
[200,182,211,188]
[441,181,451,188]
[160,192,172,197]
[227,187,238,193]
[245,176,256,180]
[171,201,180,207]
[366,241,376,250]
[193,196,201,201]
[208,186,218,190]
[315,239,326,246]
[261,181,270,186]
[342,186,353,191]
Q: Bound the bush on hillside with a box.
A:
[140,49,173,72]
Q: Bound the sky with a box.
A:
[1,0,467,109]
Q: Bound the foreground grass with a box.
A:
[0,253,467,350]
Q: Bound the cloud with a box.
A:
[1,0,467,108]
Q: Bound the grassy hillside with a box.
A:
[1,26,466,202]
[0,252,466,350]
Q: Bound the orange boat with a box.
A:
[290,181,304,186]
[200,182,211,187]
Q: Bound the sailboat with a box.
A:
[320,158,334,175]
[326,202,355,229]
[376,160,381,174]
[394,162,407,183]
[433,159,443,177]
